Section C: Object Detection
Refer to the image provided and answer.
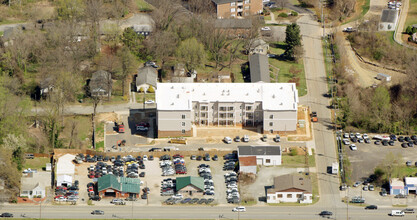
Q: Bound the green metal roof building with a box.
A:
[176,176,204,193]
[98,175,141,198]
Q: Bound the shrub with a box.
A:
[278,12,288,18]
[147,86,155,93]
[138,87,144,93]
[292,11,298,16]
[406,26,413,35]
[289,148,298,156]
[373,50,383,61]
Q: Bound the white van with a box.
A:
[242,135,249,142]
[391,210,405,216]
[232,206,246,212]
[224,137,232,144]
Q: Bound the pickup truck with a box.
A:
[310,112,318,122]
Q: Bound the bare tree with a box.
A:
[145,30,178,66]
[186,0,215,15]
[243,17,261,54]
[276,0,288,9]
[151,0,182,31]
[85,0,104,55]
[117,47,137,96]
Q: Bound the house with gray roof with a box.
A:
[238,146,281,166]
[89,70,112,97]
[379,9,399,31]
[136,66,157,92]
[267,174,312,203]
[249,39,269,55]
[249,53,270,83]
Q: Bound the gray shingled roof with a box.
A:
[380,9,398,23]
[136,66,157,88]
[214,19,252,29]
[267,174,312,194]
[211,0,235,4]
[90,70,112,92]
[238,146,281,156]
[249,54,270,83]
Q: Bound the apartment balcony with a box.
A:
[237,2,243,6]
[237,8,243,12]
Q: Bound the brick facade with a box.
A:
[214,0,263,19]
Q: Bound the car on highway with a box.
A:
[0,213,13,218]
[402,208,415,213]
[319,211,333,216]
[91,210,104,215]
[365,205,378,210]
[144,100,155,104]
[232,206,246,212]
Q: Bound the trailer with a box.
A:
[376,73,391,82]
[332,162,339,175]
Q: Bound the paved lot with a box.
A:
[74,163,90,205]
[345,137,417,182]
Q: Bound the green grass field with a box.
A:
[23,157,50,170]
[135,0,153,12]
[404,0,417,31]
[282,154,316,167]
[268,42,307,96]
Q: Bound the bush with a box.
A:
[373,50,383,61]
[289,148,298,156]
[138,87,144,93]
[278,12,288,18]
[406,26,413,35]
[147,86,155,93]
[291,11,298,16]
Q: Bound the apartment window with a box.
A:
[228,107,234,111]
[255,112,259,116]
[287,194,292,198]
[228,113,234,118]
[270,115,274,119]
[181,122,185,127]
[220,113,226,118]
[195,113,198,117]
[201,113,206,117]
[269,122,273,126]
[220,107,226,111]
[244,0,250,3]
[231,8,236,12]
[266,159,271,163]
[230,2,235,6]
[246,106,252,111]
[240,105,242,109]
[181,129,185,134]
[181,114,186,119]
[201,106,208,111]
[277,194,283,198]
[272,196,276,200]
[267,196,271,200]
[297,194,302,198]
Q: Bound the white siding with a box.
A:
[257,155,281,166]
[239,165,257,174]
[267,192,312,203]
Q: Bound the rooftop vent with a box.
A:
[280,86,283,89]
[280,102,283,105]
[171,102,174,105]
[171,86,174,89]
[203,92,206,96]
[272,94,276,99]
[177,94,180,98]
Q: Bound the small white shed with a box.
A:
[376,73,391,82]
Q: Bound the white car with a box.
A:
[224,137,232,144]
[242,135,249,142]
[172,194,183,199]
[343,139,350,145]
[363,133,369,139]
[232,206,246,212]
[143,155,148,161]
[261,27,271,31]
[144,100,155,104]
[343,133,349,138]
[350,144,357,151]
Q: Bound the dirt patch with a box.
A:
[96,113,118,122]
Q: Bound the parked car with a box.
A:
[261,135,267,142]
[406,161,412,166]
[91,210,104,215]
[343,139,350,145]
[380,189,387,196]
[224,137,232,144]
[234,136,241,142]
[350,144,357,151]
[89,195,101,201]
[212,155,218,161]
[374,140,381,145]
[261,26,271,31]
[369,185,375,191]
[232,206,246,212]
[402,143,408,148]
[190,155,196,160]
[242,135,249,142]
[274,135,281,142]
[197,156,202,161]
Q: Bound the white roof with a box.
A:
[405,177,417,185]
[57,175,73,185]
[56,154,75,176]
[390,178,404,187]
[156,83,298,111]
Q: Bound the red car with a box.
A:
[88,187,94,192]
[56,186,67,190]
[173,154,184,158]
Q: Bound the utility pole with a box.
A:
[346,187,349,220]
[321,0,325,37]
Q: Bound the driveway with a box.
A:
[105,114,148,151]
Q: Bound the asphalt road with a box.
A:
[298,14,342,210]
[2,204,416,219]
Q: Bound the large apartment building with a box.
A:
[156,83,299,137]
[211,0,263,19]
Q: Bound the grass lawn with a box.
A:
[23,157,49,170]
[282,154,316,167]
[342,0,370,25]
[264,14,271,21]
[269,42,307,97]
[136,93,155,103]
[0,20,25,26]
[0,31,3,36]
[231,63,244,82]
[404,0,417,31]
[322,39,333,79]
[135,0,153,11]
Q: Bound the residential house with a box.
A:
[238,146,281,166]
[39,76,54,97]
[132,24,153,36]
[249,53,270,83]
[98,174,141,198]
[211,0,263,19]
[155,83,299,137]
[267,174,312,203]
[390,178,406,195]
[249,39,269,55]
[175,176,204,196]
[136,66,157,92]
[89,70,112,97]
[20,182,45,199]
[238,156,257,174]
[379,9,399,31]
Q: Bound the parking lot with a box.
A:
[344,134,417,182]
